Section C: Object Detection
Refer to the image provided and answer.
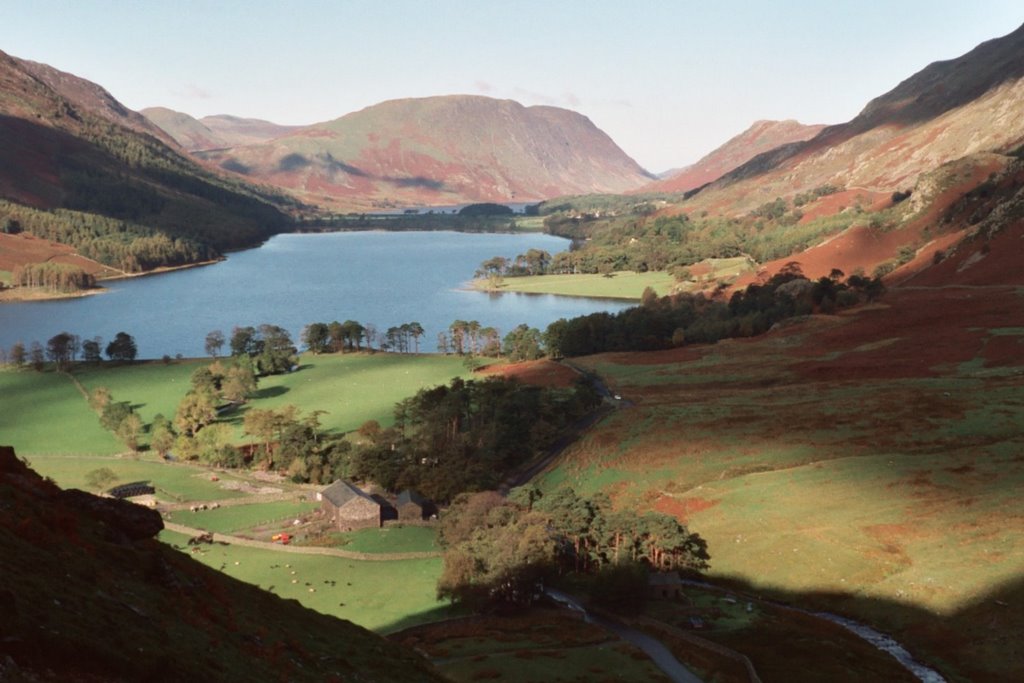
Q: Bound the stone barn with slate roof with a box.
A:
[396,489,436,522]
[318,480,385,531]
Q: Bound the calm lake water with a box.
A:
[0,231,632,359]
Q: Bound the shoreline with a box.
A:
[464,277,645,302]
[0,258,223,304]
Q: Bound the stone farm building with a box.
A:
[318,480,393,531]
[396,489,437,522]
[648,571,685,600]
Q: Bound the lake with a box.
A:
[0,231,633,359]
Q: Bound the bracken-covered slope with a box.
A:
[196,95,655,209]
[141,107,299,151]
[692,22,1024,214]
[0,51,295,273]
[642,119,826,194]
[0,446,444,682]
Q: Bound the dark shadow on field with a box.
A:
[673,573,1024,683]
[252,386,289,399]
[380,602,467,636]
[379,574,1024,682]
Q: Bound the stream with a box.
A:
[545,588,703,683]
[679,579,947,682]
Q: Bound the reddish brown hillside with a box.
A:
[15,57,176,146]
[643,119,826,194]
[197,95,654,209]
[691,22,1024,216]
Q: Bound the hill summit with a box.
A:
[191,94,655,208]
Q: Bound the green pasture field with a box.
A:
[73,360,202,427]
[168,500,319,535]
[0,369,119,455]
[0,269,11,284]
[6,352,477,457]
[335,525,439,554]
[237,352,478,434]
[473,270,675,300]
[22,454,258,502]
[512,215,545,232]
[160,529,453,633]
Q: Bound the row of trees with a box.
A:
[475,248,554,279]
[11,262,96,293]
[2,331,137,370]
[436,487,709,608]
[544,266,885,357]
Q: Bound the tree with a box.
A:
[174,389,217,437]
[84,467,118,492]
[221,363,257,403]
[230,326,259,357]
[256,324,297,375]
[29,341,45,371]
[81,337,102,364]
[89,386,112,413]
[100,401,133,432]
[9,341,26,368]
[204,329,225,358]
[116,412,144,452]
[408,322,424,354]
[150,414,177,458]
[302,323,331,354]
[503,324,543,362]
[105,332,137,362]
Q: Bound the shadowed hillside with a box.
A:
[0,445,444,682]
[0,51,297,275]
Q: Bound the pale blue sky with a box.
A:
[1,1,1022,171]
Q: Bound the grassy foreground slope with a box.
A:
[538,285,1024,681]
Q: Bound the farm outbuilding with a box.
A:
[318,480,389,531]
[396,489,436,522]
[106,481,155,499]
[647,571,685,600]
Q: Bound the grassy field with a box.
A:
[4,352,479,456]
[168,500,320,535]
[160,529,452,633]
[0,369,120,455]
[239,352,477,434]
[334,525,439,554]
[23,454,270,502]
[535,287,1024,681]
[474,270,676,300]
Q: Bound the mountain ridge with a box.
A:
[193,94,654,209]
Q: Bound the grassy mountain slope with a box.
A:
[141,108,299,151]
[0,445,443,682]
[196,95,655,209]
[0,51,297,274]
[642,119,826,194]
